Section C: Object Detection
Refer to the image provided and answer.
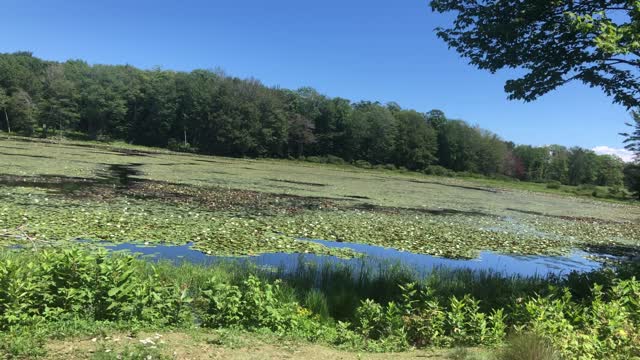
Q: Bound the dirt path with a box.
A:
[45,331,476,360]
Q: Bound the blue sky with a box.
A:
[1,0,633,156]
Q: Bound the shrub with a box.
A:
[353,160,372,169]
[499,333,559,360]
[354,299,408,351]
[326,155,345,165]
[608,186,623,196]
[0,248,193,329]
[167,139,197,153]
[546,181,561,189]
[305,156,326,163]
[577,184,597,191]
[423,165,453,177]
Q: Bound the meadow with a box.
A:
[2,135,640,359]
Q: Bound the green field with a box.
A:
[2,135,639,259]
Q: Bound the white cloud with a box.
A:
[592,146,636,163]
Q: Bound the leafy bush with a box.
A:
[167,138,197,153]
[305,156,326,163]
[423,165,454,177]
[353,160,373,169]
[520,282,640,359]
[546,181,562,189]
[201,275,314,334]
[577,184,597,191]
[0,248,192,329]
[326,155,346,165]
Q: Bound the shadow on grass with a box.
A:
[352,202,495,217]
[268,179,328,187]
[0,151,55,159]
[0,163,145,194]
[506,208,623,225]
[0,174,98,194]
[96,163,144,187]
[409,179,499,194]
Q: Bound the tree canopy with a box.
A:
[430,0,640,108]
[0,52,633,195]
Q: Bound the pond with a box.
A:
[101,238,604,278]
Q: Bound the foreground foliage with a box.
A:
[431,0,640,110]
[1,247,640,359]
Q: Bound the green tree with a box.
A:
[8,89,36,135]
[595,154,625,187]
[426,109,446,131]
[513,145,550,182]
[132,69,178,147]
[568,148,599,186]
[0,88,9,133]
[622,111,640,159]
[622,112,640,197]
[394,110,438,170]
[547,145,570,184]
[287,113,315,157]
[431,0,640,108]
[475,130,508,175]
[624,164,640,199]
[352,102,398,164]
[38,64,79,136]
[437,120,481,172]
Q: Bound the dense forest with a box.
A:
[0,52,637,195]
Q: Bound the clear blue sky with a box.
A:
[1,0,632,153]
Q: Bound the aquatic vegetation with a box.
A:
[2,181,639,259]
[2,138,639,259]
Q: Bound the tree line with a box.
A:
[0,52,637,196]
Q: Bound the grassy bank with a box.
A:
[1,247,640,359]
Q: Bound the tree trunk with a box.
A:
[3,108,9,133]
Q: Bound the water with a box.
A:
[101,238,603,278]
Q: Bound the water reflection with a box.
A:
[103,239,603,278]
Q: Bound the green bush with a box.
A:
[423,165,454,177]
[577,184,597,191]
[167,138,197,153]
[499,333,559,360]
[326,155,346,165]
[0,248,192,329]
[546,181,562,189]
[305,156,326,163]
[353,160,373,169]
